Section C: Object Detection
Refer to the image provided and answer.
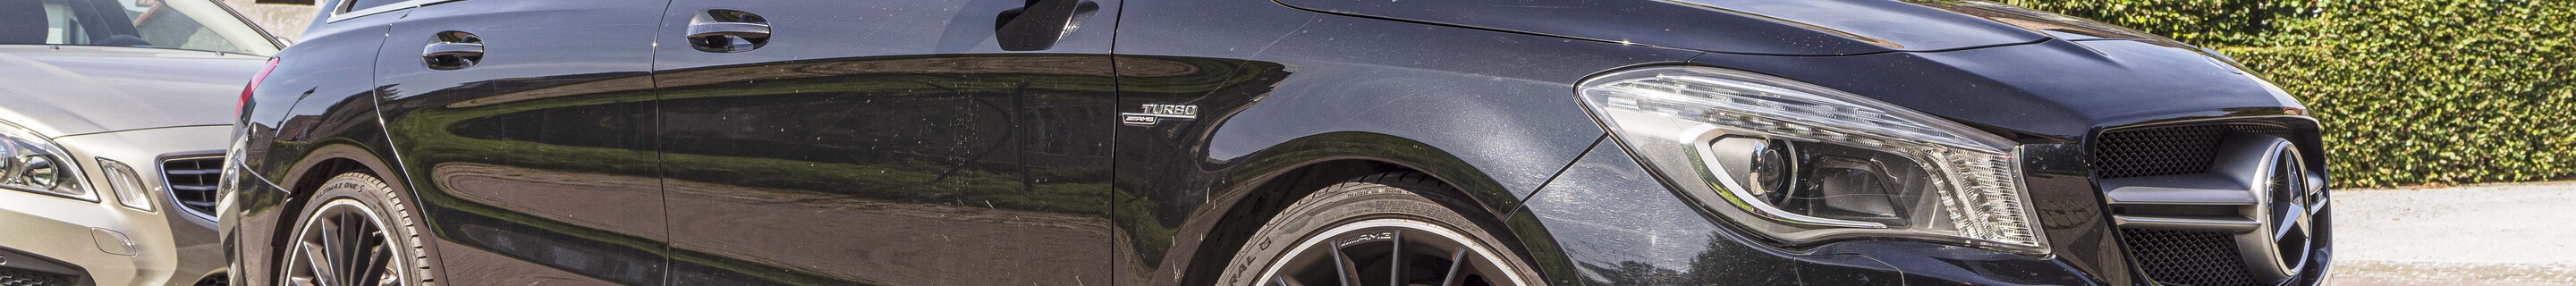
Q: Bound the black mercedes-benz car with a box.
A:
[221,0,2332,285]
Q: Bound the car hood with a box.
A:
[0,46,267,138]
[1275,0,2165,55]
[1691,38,2301,139]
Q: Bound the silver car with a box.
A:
[0,0,280,284]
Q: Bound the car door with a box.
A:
[369,0,671,284]
[648,0,1122,284]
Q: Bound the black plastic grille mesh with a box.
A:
[162,158,223,217]
[2121,229,2259,286]
[0,269,77,286]
[2095,125,2230,178]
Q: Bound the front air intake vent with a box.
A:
[2093,124,2229,178]
[2094,123,2296,179]
[0,268,79,286]
[162,157,223,219]
[2119,229,2259,286]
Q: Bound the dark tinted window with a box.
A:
[342,0,401,12]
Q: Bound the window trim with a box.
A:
[325,0,456,23]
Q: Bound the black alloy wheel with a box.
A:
[1220,172,1539,286]
[1258,219,1521,286]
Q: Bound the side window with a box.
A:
[0,0,273,55]
[341,0,402,13]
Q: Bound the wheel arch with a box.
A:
[1165,131,1568,285]
[255,143,424,282]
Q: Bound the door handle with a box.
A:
[423,42,483,58]
[423,31,483,70]
[688,22,771,38]
[688,10,770,53]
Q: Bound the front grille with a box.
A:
[0,269,78,286]
[162,157,223,218]
[2098,122,2304,285]
[2094,125,2229,178]
[2120,229,2259,286]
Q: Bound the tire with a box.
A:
[278,172,438,286]
[1216,172,1543,286]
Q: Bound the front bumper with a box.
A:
[1517,139,2331,285]
[0,125,230,286]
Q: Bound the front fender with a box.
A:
[1213,131,1570,216]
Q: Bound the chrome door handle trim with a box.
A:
[686,22,771,38]
[422,42,484,57]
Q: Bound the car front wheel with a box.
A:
[1218,172,1541,286]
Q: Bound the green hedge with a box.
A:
[2000,0,2576,188]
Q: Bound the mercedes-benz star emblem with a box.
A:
[2242,141,2326,282]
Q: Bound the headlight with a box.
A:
[0,121,92,201]
[1578,66,2047,255]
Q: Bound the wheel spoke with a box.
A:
[1438,248,1467,286]
[357,243,393,286]
[293,200,408,286]
[1389,231,1402,286]
[341,214,366,286]
[301,241,343,286]
[365,228,388,286]
[1332,243,1359,286]
[1339,240,1380,286]
[1260,220,1521,286]
[318,215,344,272]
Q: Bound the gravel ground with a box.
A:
[2334,181,2576,285]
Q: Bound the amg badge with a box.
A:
[1122,104,1199,126]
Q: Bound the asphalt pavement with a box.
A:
[2334,181,2576,285]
